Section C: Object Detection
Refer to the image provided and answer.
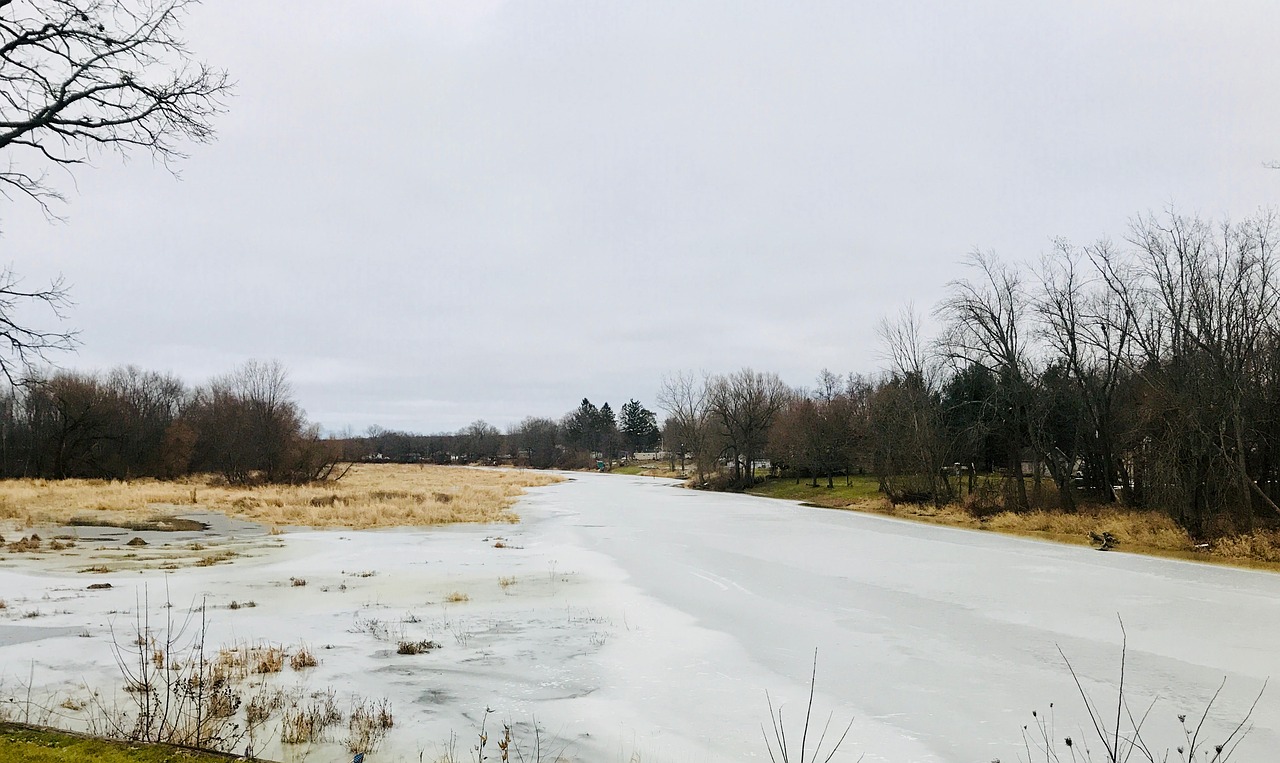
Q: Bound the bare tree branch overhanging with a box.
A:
[0,0,229,380]
[0,263,75,385]
[0,0,230,209]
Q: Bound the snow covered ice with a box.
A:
[1,472,1277,762]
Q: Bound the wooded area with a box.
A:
[658,210,1280,540]
[0,360,339,483]
[4,210,1278,543]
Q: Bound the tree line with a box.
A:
[653,209,1280,540]
[345,398,662,471]
[8,209,1278,540]
[0,360,340,484]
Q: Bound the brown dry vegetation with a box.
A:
[0,464,560,530]
[793,492,1280,569]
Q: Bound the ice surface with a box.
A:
[0,472,1276,762]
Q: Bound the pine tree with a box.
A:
[620,399,661,453]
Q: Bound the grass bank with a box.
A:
[748,476,1280,572]
[0,464,561,530]
[0,723,252,763]
[610,462,688,479]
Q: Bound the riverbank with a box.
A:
[0,722,250,762]
[746,476,1280,572]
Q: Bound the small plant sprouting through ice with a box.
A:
[762,649,854,763]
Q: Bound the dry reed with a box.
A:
[807,493,1280,568]
[289,643,318,671]
[0,464,560,530]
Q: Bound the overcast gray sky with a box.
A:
[6,1,1280,433]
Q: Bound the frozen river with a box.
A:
[543,474,1280,762]
[1,472,1278,762]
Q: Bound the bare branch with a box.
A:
[0,0,232,209]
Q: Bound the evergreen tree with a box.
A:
[620,399,661,452]
[562,398,601,452]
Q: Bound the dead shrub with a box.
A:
[444,591,469,603]
[245,688,287,726]
[963,481,1005,517]
[346,696,394,753]
[1211,530,1280,563]
[290,644,318,670]
[396,639,439,655]
[280,688,342,745]
[211,642,282,682]
[252,645,284,674]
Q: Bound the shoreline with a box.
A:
[741,477,1280,574]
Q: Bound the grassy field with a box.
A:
[611,462,688,479]
[0,723,249,763]
[749,475,883,505]
[0,464,561,530]
[747,475,1280,570]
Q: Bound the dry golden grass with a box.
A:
[816,495,1195,550]
[979,506,1192,549]
[289,643,318,671]
[211,642,285,683]
[1208,530,1280,564]
[797,492,1280,569]
[0,464,560,530]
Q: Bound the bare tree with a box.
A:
[871,310,952,503]
[0,0,230,209]
[0,0,230,380]
[0,265,74,384]
[508,416,560,469]
[186,360,340,484]
[656,371,713,481]
[1036,239,1137,506]
[937,252,1036,510]
[462,419,501,464]
[1123,210,1280,530]
[706,368,791,486]
[768,371,866,489]
[877,305,936,385]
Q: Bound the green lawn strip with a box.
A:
[747,475,883,506]
[0,722,260,763]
